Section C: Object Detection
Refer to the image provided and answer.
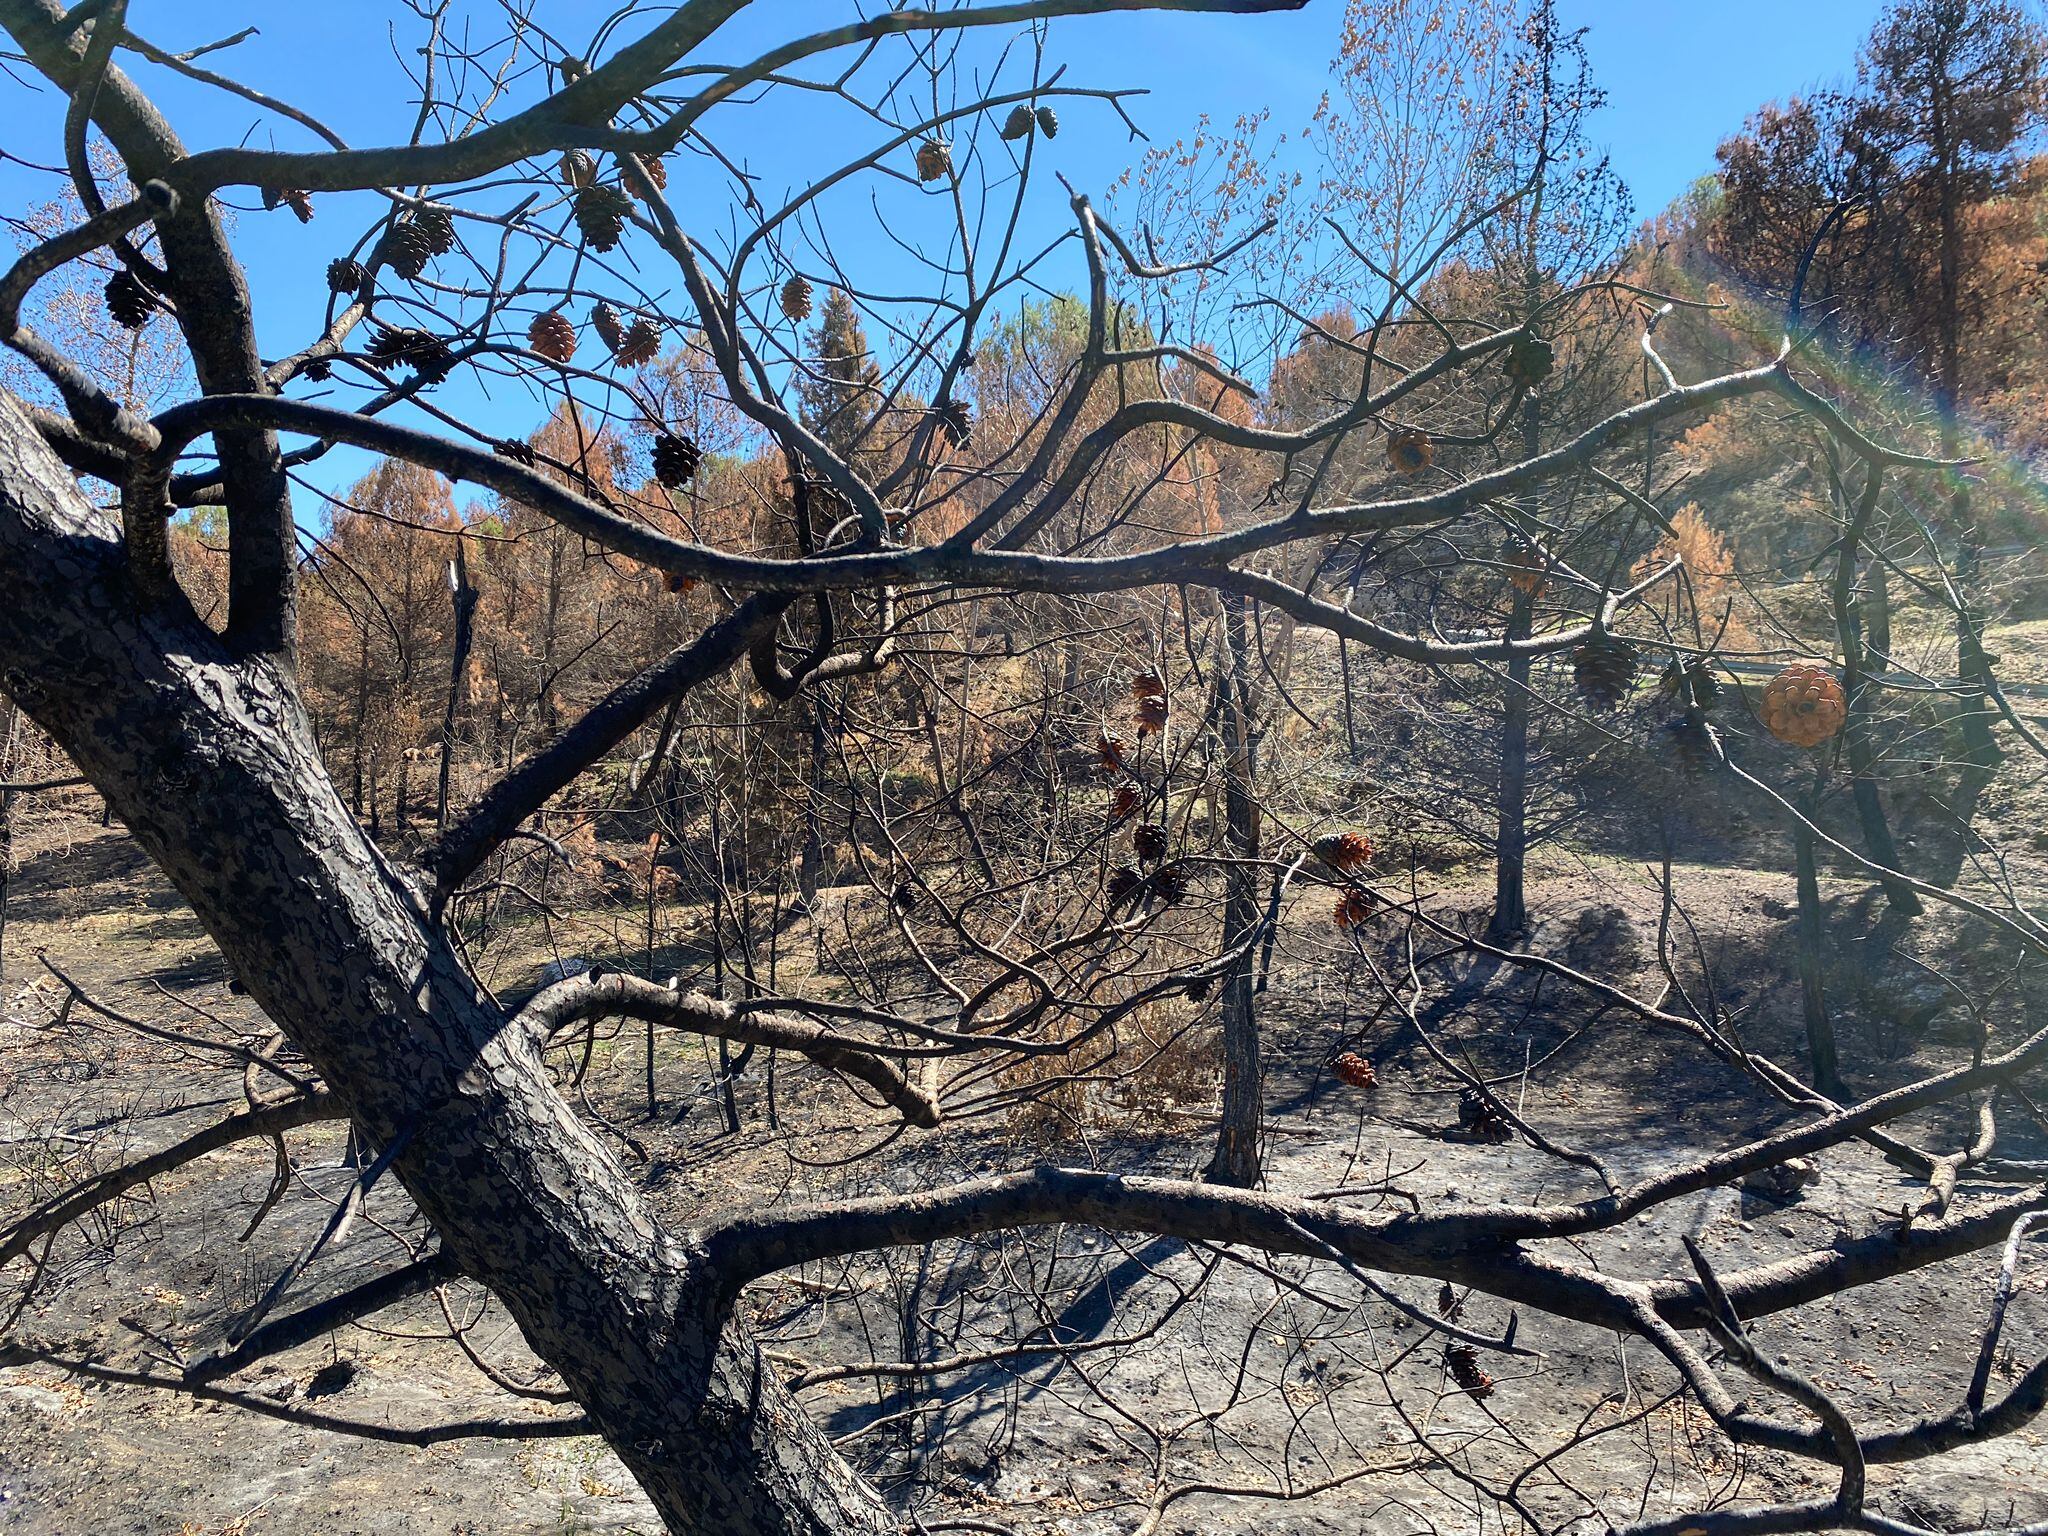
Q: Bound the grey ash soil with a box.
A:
[2,818,2045,1535]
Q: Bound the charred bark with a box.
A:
[0,387,896,1536]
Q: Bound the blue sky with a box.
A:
[3,1,1889,511]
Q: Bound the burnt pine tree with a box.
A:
[4,4,2046,1534]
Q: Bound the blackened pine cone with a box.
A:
[325,257,366,295]
[652,431,701,489]
[1573,634,1639,711]
[574,184,633,252]
[104,269,154,328]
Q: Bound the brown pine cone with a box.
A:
[1386,428,1434,476]
[1312,830,1372,873]
[1446,1343,1495,1400]
[615,315,662,366]
[780,274,814,322]
[1760,661,1846,747]
[1333,891,1376,931]
[1332,1051,1377,1089]
[527,311,578,363]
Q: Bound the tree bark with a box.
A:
[1793,790,1845,1102]
[436,538,477,831]
[1205,589,1263,1187]
[0,388,895,1536]
[0,699,17,982]
[1488,592,1534,943]
[1832,463,1920,916]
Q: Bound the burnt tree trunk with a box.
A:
[1205,589,1264,1188]
[1487,591,1535,943]
[1793,780,1845,1102]
[436,538,477,832]
[1832,462,1920,916]
[0,699,17,981]
[0,390,896,1535]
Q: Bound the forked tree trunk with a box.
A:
[0,390,893,1535]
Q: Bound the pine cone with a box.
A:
[779,274,814,322]
[527,311,578,363]
[1760,661,1846,748]
[1573,635,1639,711]
[378,219,436,279]
[1095,734,1126,775]
[1036,105,1060,138]
[265,188,314,222]
[559,150,595,189]
[934,398,972,447]
[664,571,699,596]
[574,184,633,252]
[1106,866,1142,904]
[1502,541,1545,596]
[1504,331,1554,386]
[301,356,332,382]
[1312,830,1372,873]
[1386,428,1433,476]
[1332,1051,1377,1089]
[1453,1090,1514,1145]
[1133,824,1168,863]
[652,431,701,488]
[1446,1344,1495,1400]
[1333,891,1375,931]
[494,438,538,465]
[325,257,366,295]
[413,207,456,255]
[1184,974,1213,1004]
[1666,710,1719,775]
[1150,863,1188,905]
[615,315,662,366]
[1135,694,1167,735]
[915,139,953,182]
[104,269,154,328]
[627,154,668,202]
[1132,670,1167,702]
[1001,104,1035,141]
[591,301,626,354]
[1109,785,1141,821]
[1658,657,1722,710]
[1436,1283,1461,1320]
[367,326,454,381]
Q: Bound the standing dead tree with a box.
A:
[0,4,2043,1535]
